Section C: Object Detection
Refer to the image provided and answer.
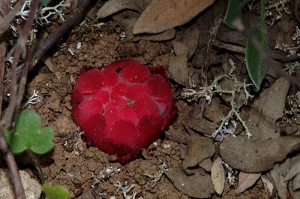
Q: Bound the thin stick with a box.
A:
[4,0,93,96]
[0,1,39,198]
[0,41,5,117]
[1,0,38,129]
[0,0,26,35]
[0,128,25,199]
[233,18,300,87]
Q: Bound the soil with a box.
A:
[25,25,266,198]
[5,0,300,198]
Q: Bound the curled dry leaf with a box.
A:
[283,156,300,182]
[245,77,290,141]
[168,41,189,86]
[220,135,300,172]
[270,162,289,199]
[133,0,216,34]
[211,157,225,195]
[182,136,215,174]
[261,175,274,198]
[165,167,215,198]
[96,0,151,18]
[220,77,293,173]
[268,156,300,199]
[291,174,300,191]
[235,172,261,194]
[185,110,219,135]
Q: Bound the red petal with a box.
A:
[107,120,139,150]
[162,105,178,130]
[121,60,151,82]
[99,66,120,86]
[147,74,173,102]
[91,90,110,104]
[72,99,104,124]
[133,95,160,117]
[111,82,129,104]
[99,137,134,157]
[103,102,122,128]
[136,115,164,148]
[82,113,106,143]
[149,65,169,79]
[126,84,151,100]
[71,88,82,107]
[118,105,138,123]
[74,69,103,94]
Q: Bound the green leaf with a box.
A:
[40,0,52,6]
[4,110,54,154]
[42,183,69,199]
[223,0,243,29]
[246,27,268,89]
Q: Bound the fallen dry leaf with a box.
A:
[270,159,293,199]
[291,174,300,191]
[283,156,300,183]
[246,77,290,141]
[182,136,215,174]
[96,0,151,18]
[168,41,189,86]
[211,157,225,195]
[220,135,300,172]
[261,175,274,198]
[165,167,214,198]
[235,172,261,194]
[220,77,293,173]
[133,0,215,34]
[185,111,219,135]
[112,14,176,42]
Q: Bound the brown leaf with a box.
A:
[220,135,300,172]
[168,41,189,86]
[165,167,214,198]
[185,111,219,135]
[235,172,261,194]
[246,77,290,141]
[211,157,225,195]
[182,137,215,174]
[96,0,151,18]
[133,0,215,34]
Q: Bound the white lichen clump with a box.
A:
[91,166,120,187]
[182,59,253,140]
[114,181,136,199]
[144,161,168,187]
[23,90,42,108]
[13,0,70,25]
[275,26,300,57]
[221,160,238,186]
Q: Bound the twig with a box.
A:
[1,0,38,129]
[0,0,26,35]
[232,18,300,87]
[0,128,25,199]
[0,41,5,117]
[4,0,93,95]
[0,1,39,198]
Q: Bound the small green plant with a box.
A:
[224,0,268,89]
[4,109,69,198]
[4,109,54,154]
[42,183,69,199]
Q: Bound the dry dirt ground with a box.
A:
[26,30,266,198]
[7,0,300,198]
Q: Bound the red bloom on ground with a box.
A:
[71,60,177,164]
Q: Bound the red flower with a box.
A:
[71,60,177,164]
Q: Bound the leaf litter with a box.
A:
[12,0,300,198]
